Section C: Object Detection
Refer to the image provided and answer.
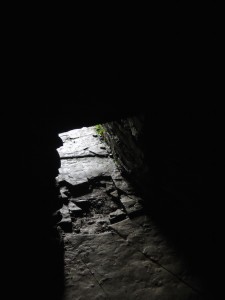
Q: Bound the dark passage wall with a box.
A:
[103,110,225,214]
[103,115,149,193]
[102,109,225,293]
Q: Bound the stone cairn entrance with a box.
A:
[56,126,203,300]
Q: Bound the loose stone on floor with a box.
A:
[56,126,204,300]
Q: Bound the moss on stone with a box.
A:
[95,124,105,137]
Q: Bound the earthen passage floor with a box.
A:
[56,126,204,300]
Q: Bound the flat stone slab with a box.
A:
[68,202,83,217]
[109,218,143,239]
[63,257,107,300]
[59,126,97,140]
[63,233,200,300]
[111,216,204,294]
[80,157,117,180]
[57,172,88,187]
[70,188,107,203]
[57,173,88,186]
[120,195,144,217]
[57,157,117,185]
[72,216,111,235]
[109,209,126,224]
[70,198,89,209]
[58,127,109,158]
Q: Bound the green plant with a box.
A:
[95,124,105,137]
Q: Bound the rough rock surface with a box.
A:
[56,126,204,300]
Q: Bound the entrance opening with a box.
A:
[56,124,140,235]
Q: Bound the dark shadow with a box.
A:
[139,111,224,298]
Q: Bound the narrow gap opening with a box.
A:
[56,123,142,235]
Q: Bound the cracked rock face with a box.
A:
[56,126,204,300]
